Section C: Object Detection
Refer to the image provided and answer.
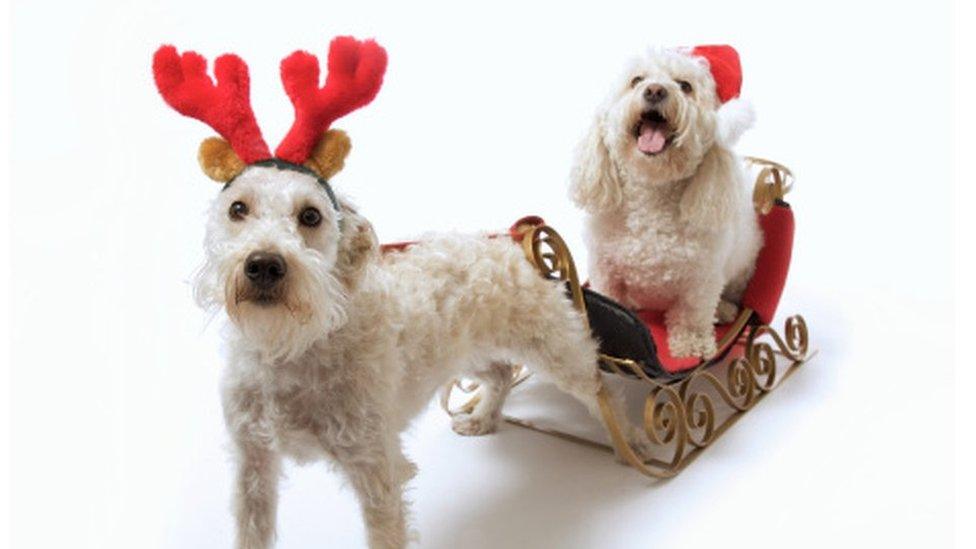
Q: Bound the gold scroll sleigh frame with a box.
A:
[441,158,812,479]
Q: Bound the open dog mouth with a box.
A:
[633,110,674,156]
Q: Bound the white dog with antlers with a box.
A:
[153,36,647,549]
[570,45,762,359]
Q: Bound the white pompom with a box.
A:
[715,98,755,147]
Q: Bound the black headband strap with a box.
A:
[222,158,341,212]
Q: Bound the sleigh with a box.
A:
[440,157,812,478]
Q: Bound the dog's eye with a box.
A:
[299,207,322,228]
[677,79,693,94]
[228,201,248,221]
[630,76,644,88]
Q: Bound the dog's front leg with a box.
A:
[334,437,413,549]
[231,439,281,549]
[666,271,725,358]
[225,386,281,549]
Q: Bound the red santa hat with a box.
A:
[690,45,742,104]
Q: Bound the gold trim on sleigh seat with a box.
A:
[442,158,811,479]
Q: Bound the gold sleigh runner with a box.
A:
[442,158,812,479]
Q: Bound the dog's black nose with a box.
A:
[244,251,287,288]
[644,84,668,104]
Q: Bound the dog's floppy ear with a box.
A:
[334,197,378,291]
[569,114,623,214]
[198,137,247,182]
[304,129,352,180]
[679,146,741,229]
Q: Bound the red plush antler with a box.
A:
[153,46,272,163]
[275,36,388,163]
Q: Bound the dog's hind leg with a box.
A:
[451,361,516,436]
[524,341,654,463]
[717,265,753,322]
[506,308,653,463]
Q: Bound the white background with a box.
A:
[3,0,973,548]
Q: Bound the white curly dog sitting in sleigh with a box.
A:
[570,45,762,358]
[153,36,649,549]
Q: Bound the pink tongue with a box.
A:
[638,122,667,154]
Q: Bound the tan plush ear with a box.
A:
[569,114,623,214]
[197,137,246,182]
[304,129,352,180]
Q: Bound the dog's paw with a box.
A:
[451,413,498,436]
[669,328,717,358]
[715,300,739,324]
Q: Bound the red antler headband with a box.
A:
[152,35,387,167]
[689,44,742,104]
[276,38,387,163]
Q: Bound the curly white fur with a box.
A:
[570,48,762,357]
[195,165,645,548]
